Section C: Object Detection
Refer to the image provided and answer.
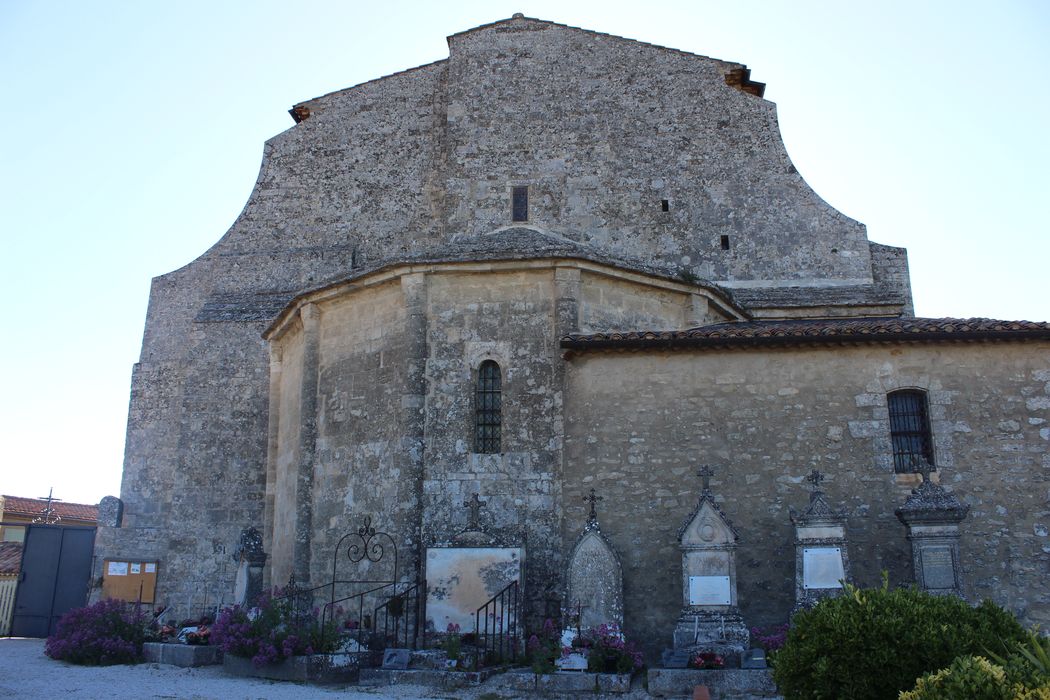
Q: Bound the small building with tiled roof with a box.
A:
[95,14,1050,656]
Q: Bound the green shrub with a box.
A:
[772,579,1026,700]
[901,655,1050,700]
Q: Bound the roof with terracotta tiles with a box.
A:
[561,317,1050,352]
[1,496,98,523]
[0,542,23,575]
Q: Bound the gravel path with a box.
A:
[0,639,485,700]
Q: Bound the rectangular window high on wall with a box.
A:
[511,186,528,222]
[888,389,934,473]
[475,360,502,453]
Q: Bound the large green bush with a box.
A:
[772,580,1026,700]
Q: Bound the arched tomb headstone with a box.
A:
[566,489,624,631]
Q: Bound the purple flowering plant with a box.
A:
[527,618,561,674]
[582,623,644,674]
[45,598,149,666]
[210,587,338,667]
[750,623,790,659]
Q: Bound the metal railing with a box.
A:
[474,579,520,665]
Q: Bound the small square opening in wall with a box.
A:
[512,186,528,222]
[720,235,730,250]
[661,199,669,212]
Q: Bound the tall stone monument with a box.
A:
[566,489,624,631]
[895,459,970,596]
[672,466,749,659]
[790,470,850,608]
[232,526,267,607]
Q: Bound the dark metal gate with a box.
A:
[10,524,96,637]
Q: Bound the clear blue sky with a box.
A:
[1,1,1047,505]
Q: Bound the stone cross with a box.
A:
[914,457,935,484]
[464,493,486,531]
[584,488,604,523]
[806,469,826,491]
[697,465,716,492]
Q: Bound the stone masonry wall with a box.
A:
[98,15,916,618]
[563,342,1050,657]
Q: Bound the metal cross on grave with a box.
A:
[697,465,716,492]
[806,469,826,492]
[464,493,487,531]
[583,488,604,523]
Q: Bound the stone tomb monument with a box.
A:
[425,493,524,633]
[232,526,267,607]
[566,489,624,631]
[790,470,851,608]
[672,466,749,659]
[895,460,970,596]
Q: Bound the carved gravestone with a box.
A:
[566,489,624,631]
[790,470,851,608]
[232,526,267,606]
[895,460,969,596]
[672,466,749,659]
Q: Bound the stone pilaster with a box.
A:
[262,343,282,590]
[293,303,321,583]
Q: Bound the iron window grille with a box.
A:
[475,360,502,453]
[511,186,528,222]
[888,389,934,473]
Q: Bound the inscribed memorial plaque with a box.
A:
[803,547,845,589]
[688,575,731,605]
[381,648,410,670]
[920,547,956,589]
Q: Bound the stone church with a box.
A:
[96,15,1049,654]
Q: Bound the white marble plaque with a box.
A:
[688,575,731,605]
[803,547,845,589]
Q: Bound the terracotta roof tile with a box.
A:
[0,542,23,575]
[561,317,1050,352]
[2,496,98,523]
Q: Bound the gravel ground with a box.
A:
[0,639,492,700]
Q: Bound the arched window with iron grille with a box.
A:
[887,389,934,473]
[475,360,502,454]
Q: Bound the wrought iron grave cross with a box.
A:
[584,488,604,522]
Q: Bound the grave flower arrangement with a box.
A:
[750,622,789,662]
[211,587,339,667]
[444,622,462,663]
[581,624,645,674]
[690,650,726,669]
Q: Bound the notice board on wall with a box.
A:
[101,560,158,603]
